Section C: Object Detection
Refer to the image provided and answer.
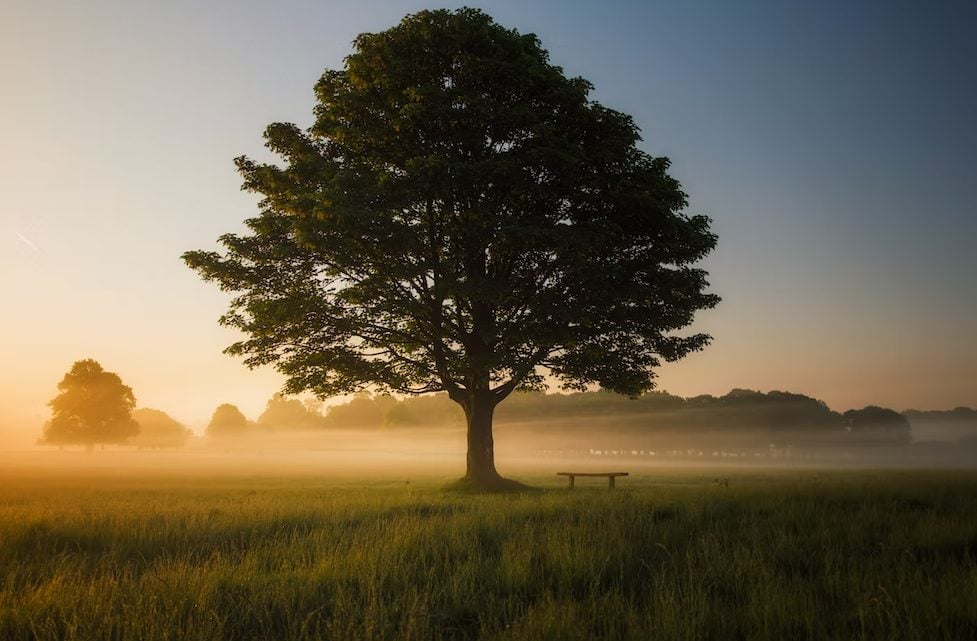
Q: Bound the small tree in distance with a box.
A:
[131,408,194,449]
[206,403,250,441]
[257,393,326,431]
[844,406,911,445]
[184,9,719,488]
[40,359,139,451]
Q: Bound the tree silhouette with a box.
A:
[323,393,399,429]
[206,403,249,441]
[844,406,911,445]
[257,393,326,431]
[131,408,194,449]
[184,9,718,487]
[40,359,138,450]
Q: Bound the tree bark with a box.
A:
[463,391,501,484]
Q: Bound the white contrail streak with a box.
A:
[14,231,39,251]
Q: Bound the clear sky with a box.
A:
[2,0,975,442]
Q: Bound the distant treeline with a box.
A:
[43,358,974,453]
[207,390,977,450]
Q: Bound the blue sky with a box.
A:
[2,0,975,438]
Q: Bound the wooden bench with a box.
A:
[557,472,629,489]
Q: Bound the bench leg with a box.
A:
[568,475,575,489]
[609,476,615,490]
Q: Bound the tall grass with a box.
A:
[1,469,975,640]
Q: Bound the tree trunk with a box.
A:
[463,391,502,484]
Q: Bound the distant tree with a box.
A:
[950,406,977,419]
[400,393,466,427]
[904,407,977,422]
[206,404,249,440]
[686,394,718,407]
[131,408,193,449]
[303,397,326,416]
[844,406,911,444]
[382,402,419,428]
[903,407,977,442]
[719,389,768,406]
[257,393,326,430]
[40,359,138,450]
[183,8,718,487]
[324,394,400,429]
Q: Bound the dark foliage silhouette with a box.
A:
[844,406,911,444]
[184,9,718,487]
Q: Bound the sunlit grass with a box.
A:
[1,469,975,640]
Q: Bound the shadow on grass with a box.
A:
[442,476,541,494]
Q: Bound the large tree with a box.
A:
[184,8,718,487]
[40,359,139,450]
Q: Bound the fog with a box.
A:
[7,388,975,476]
[6,415,977,484]
[0,416,36,451]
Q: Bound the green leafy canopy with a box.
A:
[183,8,719,405]
[41,359,139,446]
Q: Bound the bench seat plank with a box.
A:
[556,472,629,489]
[557,472,629,477]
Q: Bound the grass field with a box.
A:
[1,460,975,640]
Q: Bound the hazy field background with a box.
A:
[1,453,975,641]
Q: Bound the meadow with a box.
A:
[1,457,975,640]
